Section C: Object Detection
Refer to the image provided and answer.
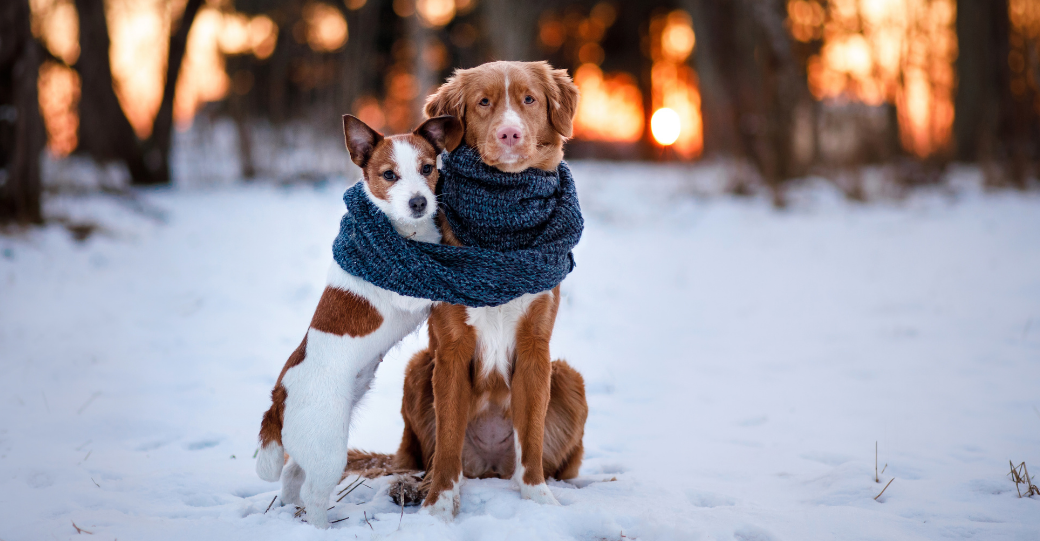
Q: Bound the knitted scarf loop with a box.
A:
[332,144,583,308]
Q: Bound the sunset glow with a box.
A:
[650,108,680,146]
[37,61,80,156]
[572,64,644,143]
[791,0,958,157]
[649,10,703,158]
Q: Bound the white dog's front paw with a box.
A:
[519,482,560,505]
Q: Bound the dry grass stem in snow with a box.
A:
[874,478,895,501]
[1008,461,1039,498]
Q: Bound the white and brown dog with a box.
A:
[347,61,589,520]
[255,114,462,529]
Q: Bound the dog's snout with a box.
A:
[408,195,428,216]
[496,126,522,147]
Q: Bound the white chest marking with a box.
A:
[465,292,547,383]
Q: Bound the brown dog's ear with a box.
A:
[424,71,467,120]
[343,114,383,168]
[545,67,580,139]
[415,115,464,153]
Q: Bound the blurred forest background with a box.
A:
[1,0,1039,224]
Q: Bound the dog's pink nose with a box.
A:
[497,126,522,147]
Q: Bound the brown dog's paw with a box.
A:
[388,472,426,507]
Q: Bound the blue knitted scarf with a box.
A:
[332,144,583,308]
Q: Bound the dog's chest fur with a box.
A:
[465,291,548,383]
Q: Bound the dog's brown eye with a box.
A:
[382,170,397,181]
[421,164,433,176]
[524,95,535,104]
[479,97,490,106]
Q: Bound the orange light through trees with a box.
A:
[573,64,644,143]
[790,0,958,157]
[649,10,703,158]
[650,108,681,146]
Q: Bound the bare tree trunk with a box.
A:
[73,0,153,183]
[954,0,1038,187]
[481,0,542,61]
[338,0,382,116]
[0,0,44,224]
[687,0,811,203]
[74,0,200,185]
[143,0,204,184]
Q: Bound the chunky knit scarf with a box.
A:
[332,144,583,308]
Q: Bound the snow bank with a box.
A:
[1,169,1038,540]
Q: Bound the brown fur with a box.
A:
[258,336,307,448]
[346,62,587,509]
[424,61,579,173]
[310,287,383,337]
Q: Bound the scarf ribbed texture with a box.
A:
[331,144,583,307]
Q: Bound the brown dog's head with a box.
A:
[424,61,579,173]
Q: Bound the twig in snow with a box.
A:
[90,477,100,488]
[397,489,405,530]
[77,392,101,414]
[337,475,366,502]
[874,478,894,501]
[294,506,306,518]
[330,517,349,524]
[252,448,259,459]
[364,511,374,530]
[880,463,888,475]
[1008,461,1039,498]
[71,521,93,534]
[76,439,93,451]
[264,495,277,513]
[79,450,92,464]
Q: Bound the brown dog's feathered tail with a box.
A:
[343,450,398,479]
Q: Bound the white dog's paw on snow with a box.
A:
[520,482,560,505]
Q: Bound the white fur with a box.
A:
[255,441,284,481]
[466,292,547,382]
[363,140,440,243]
[512,431,559,505]
[497,72,523,165]
[258,155,439,528]
[421,472,463,521]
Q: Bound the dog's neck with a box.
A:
[390,215,441,244]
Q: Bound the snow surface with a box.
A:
[1,166,1039,540]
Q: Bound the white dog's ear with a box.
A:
[415,116,464,153]
[424,70,467,121]
[343,114,384,168]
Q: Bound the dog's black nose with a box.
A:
[408,195,428,216]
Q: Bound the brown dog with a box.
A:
[346,61,588,520]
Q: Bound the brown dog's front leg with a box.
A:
[421,305,476,518]
[510,290,561,504]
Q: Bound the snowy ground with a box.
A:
[1,165,1039,540]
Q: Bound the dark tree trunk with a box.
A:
[0,0,45,224]
[338,0,382,116]
[481,0,543,61]
[73,0,153,183]
[954,0,1038,187]
[143,0,204,184]
[688,0,812,201]
[74,0,201,186]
